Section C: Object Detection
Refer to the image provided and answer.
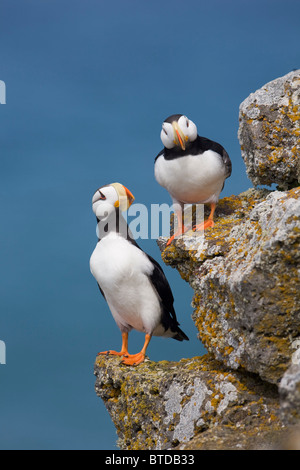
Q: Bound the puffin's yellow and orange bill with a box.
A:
[172,121,186,151]
[111,182,135,211]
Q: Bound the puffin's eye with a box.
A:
[98,190,106,200]
[186,118,189,128]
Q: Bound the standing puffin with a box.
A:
[89,182,189,366]
[154,114,232,245]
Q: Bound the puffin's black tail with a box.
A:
[160,304,189,341]
[172,325,189,342]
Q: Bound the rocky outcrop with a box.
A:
[95,354,284,450]
[159,187,300,385]
[94,71,300,450]
[238,70,300,189]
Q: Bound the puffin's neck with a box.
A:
[163,136,200,159]
[96,208,131,242]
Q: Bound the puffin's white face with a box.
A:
[92,185,118,221]
[160,115,198,150]
[92,183,135,221]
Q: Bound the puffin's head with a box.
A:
[160,114,197,150]
[92,183,135,221]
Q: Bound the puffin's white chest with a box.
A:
[90,234,161,334]
[90,234,147,285]
[155,150,226,204]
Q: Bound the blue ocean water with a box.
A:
[0,0,299,450]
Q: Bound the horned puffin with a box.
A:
[89,182,189,366]
[154,114,232,245]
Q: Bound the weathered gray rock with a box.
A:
[159,187,300,384]
[279,362,300,425]
[95,354,284,450]
[238,70,300,189]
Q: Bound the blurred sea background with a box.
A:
[0,0,299,450]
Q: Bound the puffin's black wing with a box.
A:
[145,254,189,341]
[122,231,188,341]
[222,148,232,179]
[146,254,176,317]
[197,135,232,179]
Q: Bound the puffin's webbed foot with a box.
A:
[193,218,215,231]
[193,202,216,232]
[97,350,127,357]
[121,333,151,366]
[122,352,146,366]
[98,332,129,358]
[166,225,188,246]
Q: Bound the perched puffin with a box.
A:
[154,114,232,245]
[89,182,189,366]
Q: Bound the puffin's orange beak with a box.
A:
[172,122,186,151]
[111,182,135,211]
[123,186,135,207]
[175,129,184,150]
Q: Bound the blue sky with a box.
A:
[0,0,299,450]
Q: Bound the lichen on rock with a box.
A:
[238,70,300,189]
[95,354,284,450]
[159,187,300,384]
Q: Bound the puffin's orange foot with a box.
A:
[166,226,187,246]
[193,219,215,232]
[122,352,146,366]
[97,350,127,357]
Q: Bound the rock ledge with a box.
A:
[95,354,284,450]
